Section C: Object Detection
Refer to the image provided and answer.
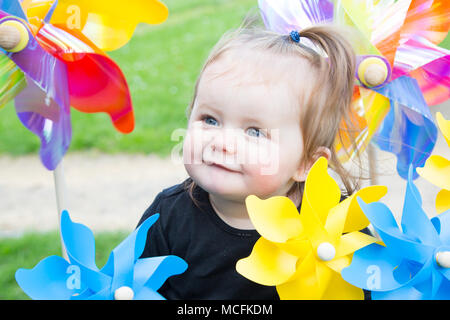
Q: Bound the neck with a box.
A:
[208,193,255,230]
[208,185,302,231]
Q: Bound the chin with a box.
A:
[185,165,242,199]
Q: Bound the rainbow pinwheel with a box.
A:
[236,157,387,299]
[342,166,450,300]
[15,211,188,300]
[0,0,168,170]
[417,112,450,214]
[259,0,449,179]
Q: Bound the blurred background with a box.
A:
[0,0,449,299]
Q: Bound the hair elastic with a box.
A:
[289,30,300,43]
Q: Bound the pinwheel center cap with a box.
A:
[317,242,336,261]
[436,251,450,268]
[114,286,134,300]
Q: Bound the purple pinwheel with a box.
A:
[15,211,188,300]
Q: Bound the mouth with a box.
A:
[206,161,241,173]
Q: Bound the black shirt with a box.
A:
[137,178,371,300]
[137,179,279,300]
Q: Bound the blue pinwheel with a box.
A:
[341,167,450,300]
[15,211,187,300]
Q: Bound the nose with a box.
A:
[209,129,238,155]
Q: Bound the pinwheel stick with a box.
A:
[368,144,378,185]
[53,163,69,260]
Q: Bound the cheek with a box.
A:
[182,124,207,165]
[241,140,286,194]
[242,132,303,194]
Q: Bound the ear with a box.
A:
[292,147,332,182]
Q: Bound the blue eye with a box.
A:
[246,127,262,138]
[203,116,219,126]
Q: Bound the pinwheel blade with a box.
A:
[431,210,450,244]
[342,243,406,292]
[357,198,435,262]
[245,195,303,243]
[372,76,437,179]
[104,213,159,292]
[15,255,79,300]
[15,77,71,171]
[47,0,169,51]
[133,256,188,293]
[0,54,26,108]
[36,23,135,134]
[0,0,27,20]
[0,13,73,170]
[258,0,334,34]
[60,210,97,270]
[236,237,298,286]
[401,167,440,246]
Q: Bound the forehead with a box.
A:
[195,49,313,121]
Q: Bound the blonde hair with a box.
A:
[184,13,362,207]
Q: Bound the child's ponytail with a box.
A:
[291,26,361,197]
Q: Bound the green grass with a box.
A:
[0,231,128,300]
[0,0,257,157]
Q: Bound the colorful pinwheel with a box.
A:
[0,0,168,170]
[258,0,449,179]
[417,112,450,214]
[15,211,188,300]
[342,166,450,300]
[236,157,387,299]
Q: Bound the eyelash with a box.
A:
[200,114,267,138]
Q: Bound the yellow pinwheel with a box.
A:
[236,157,387,299]
[417,112,450,214]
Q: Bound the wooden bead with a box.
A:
[364,64,388,87]
[0,20,29,53]
[0,24,21,50]
[436,251,450,268]
[358,56,389,88]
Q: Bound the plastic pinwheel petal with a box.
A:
[245,195,303,243]
[22,0,168,51]
[0,54,26,108]
[400,0,450,45]
[15,255,82,300]
[236,237,300,286]
[342,166,450,299]
[0,0,27,20]
[0,9,73,170]
[258,0,333,34]
[236,157,383,299]
[395,38,450,106]
[16,211,188,300]
[35,23,135,133]
[371,76,437,179]
[417,112,450,213]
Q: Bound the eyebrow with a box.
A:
[197,103,270,128]
[195,103,223,117]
